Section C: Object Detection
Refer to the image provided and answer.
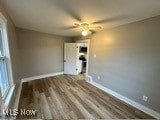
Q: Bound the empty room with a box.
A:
[0,0,160,119]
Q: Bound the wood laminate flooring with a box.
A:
[18,75,154,119]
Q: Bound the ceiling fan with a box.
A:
[65,23,102,36]
[53,0,127,36]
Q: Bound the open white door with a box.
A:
[64,43,78,75]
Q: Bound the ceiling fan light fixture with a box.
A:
[82,30,88,36]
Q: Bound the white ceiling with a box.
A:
[2,0,160,36]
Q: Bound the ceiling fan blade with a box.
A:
[89,26,102,29]
[60,26,78,30]
[92,16,128,24]
[52,0,82,22]
[89,30,96,34]
[74,23,80,27]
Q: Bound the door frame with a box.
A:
[76,39,90,78]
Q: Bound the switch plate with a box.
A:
[142,96,148,102]
[94,54,96,58]
[97,76,100,80]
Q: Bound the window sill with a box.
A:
[2,85,15,110]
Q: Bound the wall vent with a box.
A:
[86,75,93,83]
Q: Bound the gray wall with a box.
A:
[75,16,160,113]
[17,28,72,78]
[0,0,20,84]
[0,0,20,108]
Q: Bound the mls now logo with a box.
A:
[20,109,38,117]
[3,109,18,118]
[2,109,38,118]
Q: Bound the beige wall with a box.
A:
[17,28,72,78]
[75,16,160,113]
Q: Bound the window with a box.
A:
[0,24,10,97]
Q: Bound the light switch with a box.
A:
[94,54,96,58]
[97,76,100,80]
[142,96,148,102]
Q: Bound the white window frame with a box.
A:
[0,12,14,106]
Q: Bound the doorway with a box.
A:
[64,39,90,80]
[76,40,89,78]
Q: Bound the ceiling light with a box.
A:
[82,30,88,36]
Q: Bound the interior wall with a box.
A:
[0,0,20,108]
[74,15,160,113]
[17,28,72,78]
[0,0,20,84]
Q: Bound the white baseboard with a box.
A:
[14,72,64,110]
[14,82,22,109]
[86,75,160,119]
[21,72,64,83]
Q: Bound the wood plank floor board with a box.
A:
[18,75,154,119]
[76,80,140,118]
[71,87,122,118]
[70,81,124,117]
[77,81,137,118]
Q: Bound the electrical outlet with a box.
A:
[142,96,148,102]
[97,76,100,80]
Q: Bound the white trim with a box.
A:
[86,76,160,119]
[3,85,15,110]
[86,40,90,77]
[14,82,22,109]
[13,72,64,109]
[76,39,90,77]
[0,12,14,86]
[76,40,89,43]
[21,72,64,83]
[0,12,7,23]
